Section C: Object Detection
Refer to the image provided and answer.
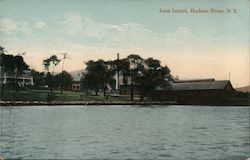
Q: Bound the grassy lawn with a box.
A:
[0,89,139,102]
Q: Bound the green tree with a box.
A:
[108,58,130,89]
[81,60,113,96]
[126,54,144,101]
[0,46,5,97]
[118,59,130,86]
[113,55,172,101]
[2,54,29,75]
[44,72,52,89]
[135,57,172,100]
[109,54,144,100]
[81,54,172,101]
[54,71,73,90]
[59,52,69,94]
[30,69,45,87]
[80,72,92,94]
[1,52,29,91]
[43,55,60,94]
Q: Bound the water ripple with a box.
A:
[0,105,249,159]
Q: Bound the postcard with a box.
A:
[0,0,249,159]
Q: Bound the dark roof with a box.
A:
[174,78,215,83]
[156,80,232,91]
[70,70,85,82]
[236,85,250,92]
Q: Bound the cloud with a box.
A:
[62,12,241,54]
[34,19,47,29]
[16,21,31,35]
[0,17,48,35]
[0,18,32,35]
[62,12,162,49]
[0,18,16,34]
[63,12,85,35]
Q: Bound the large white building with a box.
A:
[0,69,34,86]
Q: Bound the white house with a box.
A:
[1,69,34,86]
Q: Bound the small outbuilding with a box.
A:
[71,72,82,91]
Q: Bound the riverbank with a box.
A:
[0,89,249,106]
[0,101,177,106]
[1,89,145,102]
[0,100,249,106]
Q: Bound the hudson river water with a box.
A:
[0,105,249,160]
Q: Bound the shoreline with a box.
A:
[0,101,249,106]
[0,101,176,106]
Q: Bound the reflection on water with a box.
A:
[0,105,249,160]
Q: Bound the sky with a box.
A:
[0,0,249,88]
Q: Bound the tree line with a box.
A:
[0,46,73,94]
[0,46,173,101]
[81,54,172,100]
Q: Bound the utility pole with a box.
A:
[60,52,68,94]
[116,53,120,94]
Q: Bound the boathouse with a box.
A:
[152,79,234,105]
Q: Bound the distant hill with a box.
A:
[236,85,250,92]
[69,69,85,81]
